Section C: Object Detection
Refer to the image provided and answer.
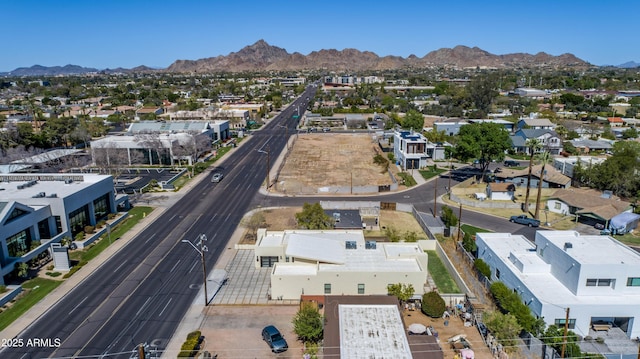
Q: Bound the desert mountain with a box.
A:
[166,40,592,73]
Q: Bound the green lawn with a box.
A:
[397,172,417,187]
[460,224,492,236]
[427,251,461,293]
[0,278,62,331]
[419,168,447,180]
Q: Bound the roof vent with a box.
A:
[47,193,57,198]
[365,241,377,250]
[345,241,357,250]
[563,242,573,251]
[64,179,73,184]
[333,212,340,222]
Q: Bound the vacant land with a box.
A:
[275,133,396,194]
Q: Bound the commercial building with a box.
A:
[254,229,428,300]
[476,231,640,338]
[0,174,120,285]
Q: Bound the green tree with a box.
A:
[16,262,29,278]
[466,75,499,117]
[384,226,401,242]
[462,232,477,254]
[622,127,638,139]
[295,203,333,229]
[421,291,446,318]
[292,302,323,343]
[387,283,415,304]
[541,325,582,359]
[454,122,511,178]
[441,205,458,228]
[482,311,522,349]
[401,110,424,130]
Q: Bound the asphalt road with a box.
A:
[3,84,537,359]
[3,87,316,359]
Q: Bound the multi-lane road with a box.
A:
[3,85,535,359]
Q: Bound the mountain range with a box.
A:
[2,40,639,76]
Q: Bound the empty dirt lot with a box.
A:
[275,133,396,194]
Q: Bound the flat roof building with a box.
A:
[255,229,428,300]
[0,174,120,285]
[476,231,640,338]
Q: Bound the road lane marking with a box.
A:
[69,296,89,315]
[113,262,126,273]
[188,260,197,273]
[135,297,151,317]
[158,298,172,317]
[170,260,181,273]
[209,213,218,222]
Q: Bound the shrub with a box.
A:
[46,272,62,277]
[474,259,491,279]
[421,291,446,318]
[108,213,116,220]
[178,330,202,357]
[74,232,85,241]
[47,265,54,271]
[462,232,477,254]
[441,206,458,228]
[97,220,106,229]
[84,225,95,234]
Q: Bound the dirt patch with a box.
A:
[241,207,427,243]
[402,309,493,359]
[275,133,399,194]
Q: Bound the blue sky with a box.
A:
[2,0,638,72]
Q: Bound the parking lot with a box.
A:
[199,305,301,358]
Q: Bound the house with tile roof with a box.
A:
[546,188,631,226]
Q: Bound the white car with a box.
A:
[211,173,223,183]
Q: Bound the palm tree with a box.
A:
[534,150,552,220]
[524,138,543,212]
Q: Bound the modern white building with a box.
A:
[476,231,640,338]
[0,174,121,285]
[393,130,429,170]
[254,229,428,300]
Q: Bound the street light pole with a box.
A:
[258,146,270,189]
[182,234,209,306]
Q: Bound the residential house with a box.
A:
[608,117,625,127]
[433,120,468,136]
[393,130,428,169]
[254,229,428,300]
[322,295,443,359]
[517,118,556,131]
[476,231,640,339]
[495,164,571,189]
[468,119,515,133]
[514,88,548,98]
[553,156,607,178]
[546,188,630,226]
[486,183,516,201]
[569,139,612,154]
[134,107,163,121]
[510,129,563,155]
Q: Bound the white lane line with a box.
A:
[170,260,181,273]
[158,298,172,317]
[113,262,126,273]
[188,260,197,273]
[69,296,89,315]
[135,297,151,317]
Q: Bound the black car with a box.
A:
[504,160,520,167]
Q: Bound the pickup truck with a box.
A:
[509,215,540,227]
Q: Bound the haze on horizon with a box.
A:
[3,0,638,72]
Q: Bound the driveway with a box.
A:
[199,305,301,358]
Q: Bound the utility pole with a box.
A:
[560,307,570,358]
[433,175,438,217]
[448,155,452,199]
[258,145,271,190]
[182,234,209,306]
[137,343,146,359]
[457,203,462,241]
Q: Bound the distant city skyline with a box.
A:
[3,0,639,72]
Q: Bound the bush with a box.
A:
[108,213,116,220]
[74,232,85,241]
[47,265,54,271]
[462,232,477,254]
[97,220,106,229]
[474,259,491,279]
[84,225,95,234]
[178,330,202,357]
[441,206,458,228]
[421,291,446,318]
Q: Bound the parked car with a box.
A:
[504,160,520,167]
[594,223,605,230]
[509,215,541,227]
[262,325,288,353]
[322,127,331,132]
[211,173,223,183]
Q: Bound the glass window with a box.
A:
[627,277,640,287]
[586,279,597,286]
[554,318,576,329]
[496,269,501,279]
[358,283,365,294]
[7,230,31,257]
[554,203,561,210]
[324,283,331,294]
